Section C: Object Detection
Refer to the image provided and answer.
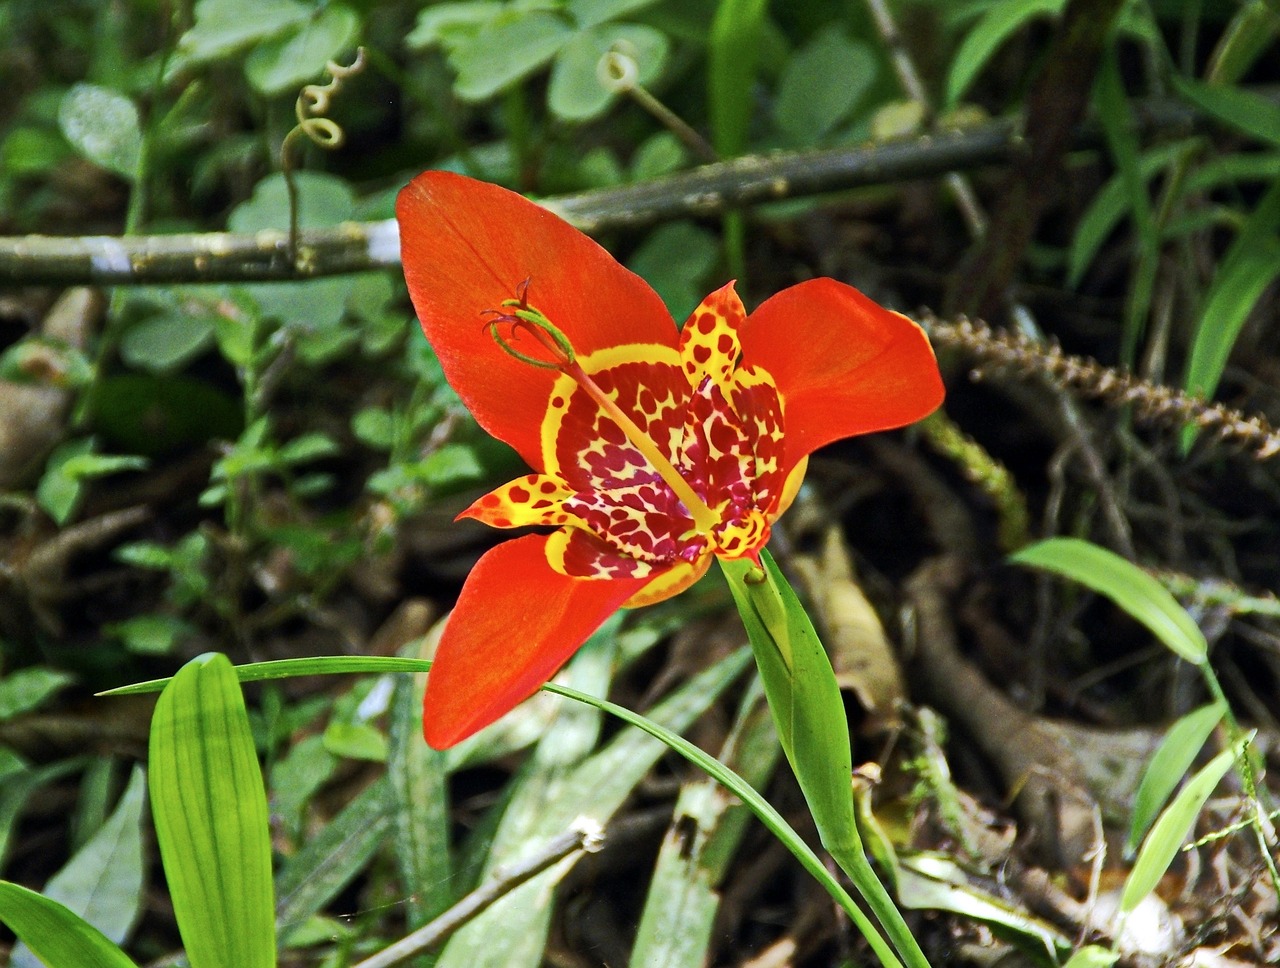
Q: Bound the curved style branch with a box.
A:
[0,96,1221,286]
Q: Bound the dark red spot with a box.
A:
[551,396,565,408]
[532,499,552,509]
[540,480,558,494]
[697,313,716,334]
[693,345,711,364]
[494,517,512,528]
[717,333,734,354]
[481,494,500,507]
[508,486,530,503]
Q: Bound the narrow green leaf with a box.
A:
[10,767,147,968]
[1120,741,1241,912]
[388,663,454,929]
[945,0,1064,107]
[149,653,275,968]
[1171,75,1280,148]
[1182,179,1280,405]
[708,0,768,157]
[0,881,139,968]
[275,777,391,933]
[1127,703,1225,855]
[1009,538,1207,664]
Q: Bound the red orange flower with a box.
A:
[397,171,944,748]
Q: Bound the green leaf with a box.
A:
[120,314,215,374]
[245,4,361,96]
[1183,179,1280,409]
[277,432,338,465]
[1171,75,1280,149]
[708,0,769,157]
[10,768,147,968]
[0,668,75,721]
[58,84,142,179]
[406,1,502,50]
[37,438,94,525]
[420,442,485,488]
[275,777,391,932]
[1120,740,1241,912]
[449,9,574,101]
[547,23,668,121]
[1062,945,1121,968]
[352,407,395,449]
[1067,140,1192,287]
[945,0,1064,107]
[1009,538,1208,664]
[0,761,86,868]
[106,615,193,656]
[0,882,138,968]
[627,221,719,321]
[149,654,275,968]
[567,0,659,29]
[388,659,453,929]
[774,26,875,143]
[177,0,310,63]
[1127,703,1225,855]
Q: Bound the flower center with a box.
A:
[489,293,721,537]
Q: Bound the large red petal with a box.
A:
[397,172,678,468]
[422,533,651,748]
[739,279,944,473]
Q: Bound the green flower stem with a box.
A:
[721,551,931,968]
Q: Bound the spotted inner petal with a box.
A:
[465,285,791,586]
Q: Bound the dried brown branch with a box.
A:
[925,312,1280,460]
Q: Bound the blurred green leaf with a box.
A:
[105,615,193,656]
[177,0,309,63]
[630,132,686,181]
[708,0,768,157]
[627,221,719,321]
[120,314,215,374]
[10,767,147,968]
[1062,946,1121,968]
[0,668,75,721]
[275,777,391,932]
[0,882,138,968]
[245,4,360,95]
[1127,702,1225,856]
[58,84,142,179]
[1183,179,1280,418]
[406,1,502,50]
[548,23,668,121]
[1067,140,1190,287]
[567,0,659,29]
[450,9,574,101]
[1009,537,1208,664]
[774,25,875,143]
[149,653,275,968]
[322,721,389,761]
[1171,75,1280,148]
[945,0,1064,107]
[1120,740,1241,912]
[0,760,87,867]
[389,656,454,929]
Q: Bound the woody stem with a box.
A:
[562,359,720,535]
